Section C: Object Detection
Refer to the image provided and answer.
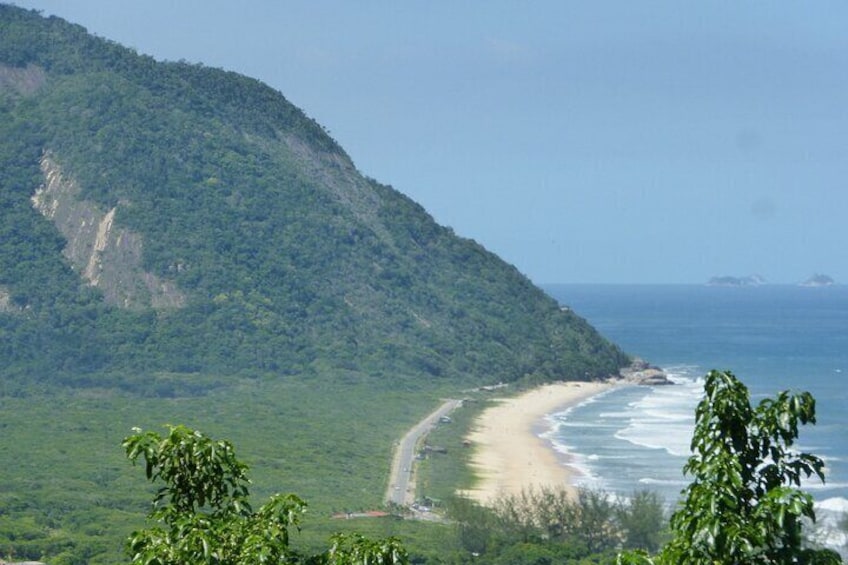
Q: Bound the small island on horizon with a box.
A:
[705,274,839,287]
[799,273,836,287]
[706,274,766,287]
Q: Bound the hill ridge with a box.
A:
[0,3,629,386]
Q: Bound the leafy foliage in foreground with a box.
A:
[620,370,842,564]
[123,425,407,564]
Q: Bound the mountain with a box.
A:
[0,7,632,562]
[0,5,629,391]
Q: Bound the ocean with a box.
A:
[542,284,848,545]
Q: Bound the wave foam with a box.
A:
[638,477,688,487]
[817,497,848,513]
[611,371,703,457]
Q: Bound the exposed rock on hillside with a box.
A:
[0,286,16,312]
[0,61,46,95]
[31,153,185,309]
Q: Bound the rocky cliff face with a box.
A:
[0,286,14,312]
[31,153,185,309]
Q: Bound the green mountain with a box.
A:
[0,5,628,390]
[0,7,638,563]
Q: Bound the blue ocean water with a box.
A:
[542,285,848,528]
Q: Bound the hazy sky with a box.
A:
[11,1,848,284]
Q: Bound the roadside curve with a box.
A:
[385,398,463,506]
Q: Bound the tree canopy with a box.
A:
[620,370,842,564]
[123,425,408,564]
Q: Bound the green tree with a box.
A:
[620,370,842,564]
[445,495,497,555]
[617,490,665,553]
[458,485,662,561]
[123,425,407,564]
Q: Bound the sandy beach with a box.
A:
[461,381,614,505]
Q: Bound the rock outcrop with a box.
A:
[0,62,47,96]
[619,358,674,386]
[31,153,185,309]
[0,287,11,311]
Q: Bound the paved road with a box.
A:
[385,398,463,506]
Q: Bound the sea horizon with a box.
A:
[542,283,848,548]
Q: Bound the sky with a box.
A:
[10,1,848,284]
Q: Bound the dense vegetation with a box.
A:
[0,4,628,387]
[0,377,451,563]
[0,5,630,563]
[444,487,666,563]
[2,6,841,565]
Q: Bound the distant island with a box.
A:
[800,274,836,287]
[707,275,766,287]
[706,274,837,287]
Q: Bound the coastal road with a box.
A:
[386,398,463,506]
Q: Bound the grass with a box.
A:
[0,373,469,563]
[413,398,489,504]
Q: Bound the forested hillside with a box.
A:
[0,5,628,389]
[0,5,638,563]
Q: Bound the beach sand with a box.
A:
[461,381,614,505]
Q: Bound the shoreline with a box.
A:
[460,380,617,505]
